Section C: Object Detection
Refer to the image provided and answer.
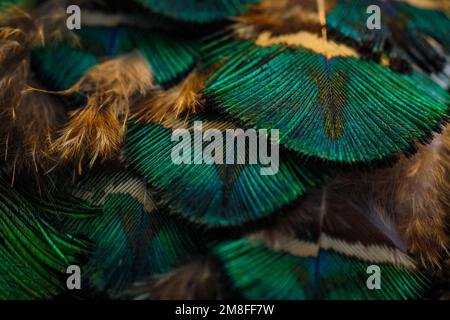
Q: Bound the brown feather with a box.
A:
[127,259,219,300]
[0,87,65,174]
[133,69,206,126]
[49,52,154,173]
[0,1,78,174]
[248,178,417,269]
[232,0,338,38]
[251,126,450,269]
[395,128,450,268]
[0,1,78,47]
[401,0,450,12]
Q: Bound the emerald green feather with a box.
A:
[213,239,429,300]
[134,0,258,23]
[123,115,322,226]
[127,28,200,86]
[0,177,92,299]
[203,42,449,163]
[39,27,201,87]
[76,26,200,86]
[62,169,204,297]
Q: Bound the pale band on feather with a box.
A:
[73,176,156,213]
[255,31,359,58]
[248,232,416,269]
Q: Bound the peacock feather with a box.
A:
[124,114,323,226]
[0,0,449,301]
[203,38,450,163]
[213,239,428,300]
[58,168,204,297]
[327,0,450,72]
[0,176,95,299]
[134,0,259,23]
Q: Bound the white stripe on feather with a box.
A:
[74,176,156,212]
[248,232,416,269]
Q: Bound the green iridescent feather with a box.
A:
[0,177,92,299]
[123,114,322,227]
[327,0,450,72]
[31,27,200,90]
[127,28,200,86]
[61,169,204,297]
[134,0,258,23]
[31,45,99,91]
[213,239,429,300]
[203,42,449,163]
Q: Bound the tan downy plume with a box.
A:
[232,0,338,38]
[127,259,219,300]
[395,127,450,268]
[0,27,29,124]
[0,1,78,47]
[49,51,154,173]
[256,31,358,59]
[133,68,206,128]
[0,1,78,172]
[0,86,65,179]
[343,127,450,268]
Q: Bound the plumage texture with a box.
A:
[60,168,204,297]
[1,88,65,174]
[327,0,450,72]
[77,27,201,86]
[232,0,337,37]
[134,68,206,124]
[256,125,450,268]
[401,0,450,12]
[127,259,219,300]
[31,45,99,92]
[49,52,154,172]
[213,239,428,299]
[135,0,259,23]
[203,40,449,163]
[0,176,93,299]
[124,115,322,226]
[0,0,449,301]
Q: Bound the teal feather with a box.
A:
[77,26,200,85]
[203,42,450,163]
[134,0,258,23]
[127,28,200,86]
[327,0,450,72]
[62,169,204,297]
[123,115,322,227]
[33,27,200,88]
[213,239,429,300]
[75,27,131,57]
